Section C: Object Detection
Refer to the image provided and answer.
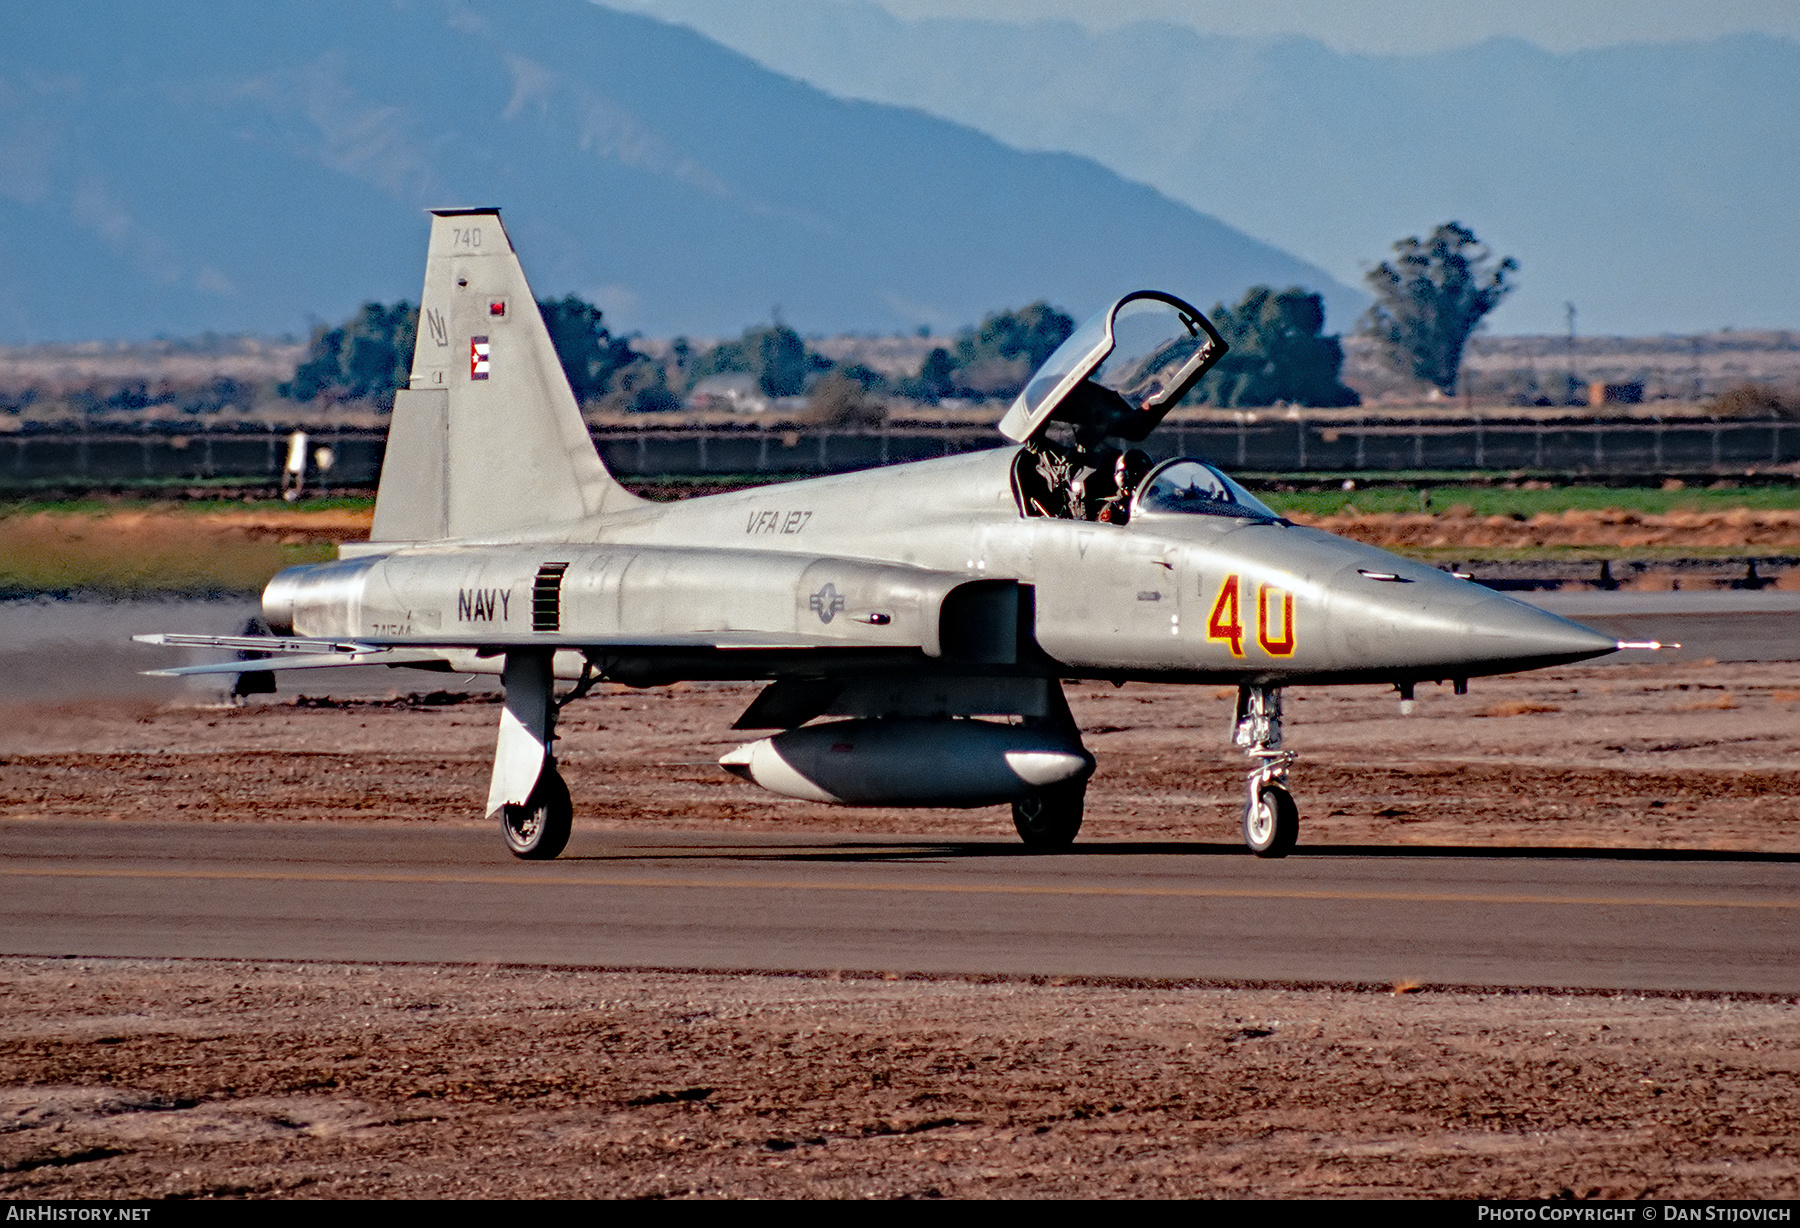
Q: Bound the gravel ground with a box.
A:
[1,659,1798,1198]
[4,658,1800,851]
[1,961,1797,1199]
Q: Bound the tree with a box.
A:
[956,301,1074,373]
[688,323,829,398]
[806,370,888,427]
[1193,286,1359,408]
[281,295,636,408]
[951,302,1074,397]
[280,301,417,408]
[1363,222,1516,395]
[599,353,684,413]
[897,346,956,403]
[919,347,956,397]
[897,303,1074,402]
[538,296,636,404]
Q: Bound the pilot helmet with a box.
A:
[1117,449,1153,487]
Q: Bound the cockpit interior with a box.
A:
[1012,452,1281,525]
[1001,290,1274,526]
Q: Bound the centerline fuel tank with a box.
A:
[719,718,1094,807]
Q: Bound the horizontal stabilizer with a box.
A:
[134,629,878,680]
[134,633,380,655]
[143,649,450,677]
[135,631,445,678]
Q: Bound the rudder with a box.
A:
[370,208,641,543]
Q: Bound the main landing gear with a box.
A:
[1234,684,1299,858]
[491,650,577,860]
[501,767,572,860]
[1011,680,1091,852]
[1012,778,1086,852]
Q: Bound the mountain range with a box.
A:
[614,0,1800,336]
[0,0,1359,344]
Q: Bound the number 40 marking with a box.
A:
[1206,575,1296,658]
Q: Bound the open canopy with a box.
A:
[996,291,1226,444]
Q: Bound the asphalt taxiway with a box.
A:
[3,822,1795,994]
[3,591,1798,995]
[1529,589,1800,664]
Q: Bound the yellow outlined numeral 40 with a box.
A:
[1257,584,1296,657]
[1207,575,1297,658]
[1206,575,1245,657]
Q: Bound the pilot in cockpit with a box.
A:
[1010,293,1226,524]
[1095,449,1152,524]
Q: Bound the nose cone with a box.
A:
[1458,594,1619,672]
[1325,557,1617,677]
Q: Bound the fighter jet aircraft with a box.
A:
[140,209,1625,860]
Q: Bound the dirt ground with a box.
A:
[2,961,1796,1200]
[2,661,1800,1199]
[1296,507,1800,556]
[6,658,1800,851]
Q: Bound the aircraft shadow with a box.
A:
[562,840,1800,866]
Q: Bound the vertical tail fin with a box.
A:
[370,208,641,543]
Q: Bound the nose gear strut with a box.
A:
[1234,684,1299,857]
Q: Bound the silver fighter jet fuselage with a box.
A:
[141,209,1622,860]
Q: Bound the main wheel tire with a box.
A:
[1242,783,1299,858]
[1012,779,1085,852]
[500,768,573,860]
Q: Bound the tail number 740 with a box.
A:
[1206,575,1297,658]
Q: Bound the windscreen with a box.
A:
[1135,460,1280,521]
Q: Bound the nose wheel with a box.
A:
[1235,685,1300,857]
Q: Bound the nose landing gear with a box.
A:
[1235,684,1298,857]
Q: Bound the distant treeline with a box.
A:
[0,282,1365,430]
[278,296,1082,415]
[275,284,1361,417]
[0,377,261,424]
[32,222,1800,433]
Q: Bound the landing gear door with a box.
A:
[996,292,1227,445]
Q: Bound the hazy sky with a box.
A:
[793,0,1800,55]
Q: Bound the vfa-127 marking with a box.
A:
[140,208,1637,862]
[747,510,813,535]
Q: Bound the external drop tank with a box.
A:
[719,717,1094,807]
